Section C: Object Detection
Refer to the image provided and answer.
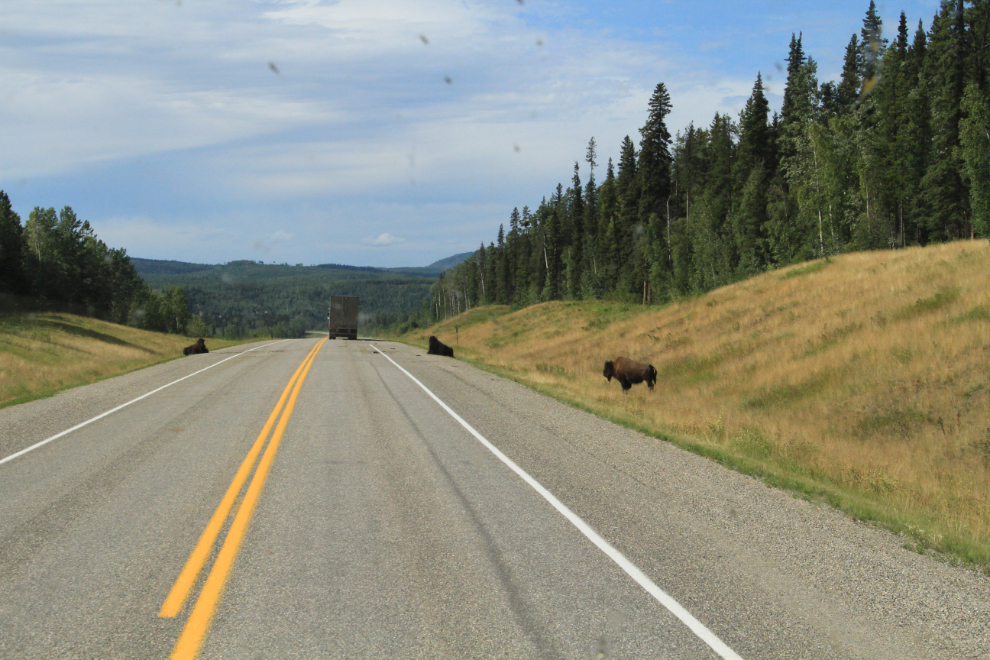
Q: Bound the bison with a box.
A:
[427,335,454,357]
[603,356,657,392]
[183,338,209,356]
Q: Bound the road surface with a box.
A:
[0,338,988,659]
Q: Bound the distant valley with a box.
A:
[131,252,472,338]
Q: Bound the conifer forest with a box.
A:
[0,191,201,336]
[424,1,990,323]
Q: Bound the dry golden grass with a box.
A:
[400,240,990,569]
[0,312,244,408]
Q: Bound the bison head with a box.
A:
[646,364,657,390]
[602,360,615,382]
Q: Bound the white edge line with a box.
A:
[0,339,293,467]
[371,343,744,660]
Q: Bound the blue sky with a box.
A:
[0,0,941,267]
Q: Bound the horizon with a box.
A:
[129,249,474,270]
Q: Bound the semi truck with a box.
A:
[327,295,359,340]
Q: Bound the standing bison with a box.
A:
[427,335,454,357]
[183,338,209,356]
[603,356,657,392]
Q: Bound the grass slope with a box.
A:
[0,313,243,408]
[396,240,990,571]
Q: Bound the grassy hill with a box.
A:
[396,240,990,571]
[0,313,243,408]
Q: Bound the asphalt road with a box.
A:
[1,338,988,659]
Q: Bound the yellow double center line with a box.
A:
[161,338,326,660]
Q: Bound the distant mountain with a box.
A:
[385,251,474,276]
[129,258,216,275]
[427,251,474,271]
[130,252,474,277]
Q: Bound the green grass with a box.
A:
[891,286,961,321]
[952,305,990,323]
[778,259,830,280]
[744,368,838,409]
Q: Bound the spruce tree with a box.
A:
[583,138,601,297]
[615,136,639,292]
[779,33,806,149]
[837,35,862,111]
[733,74,773,275]
[496,224,509,304]
[702,112,737,281]
[597,159,619,293]
[961,83,990,236]
[874,12,911,247]
[637,82,674,223]
[859,0,887,93]
[899,19,931,244]
[567,163,584,298]
[920,0,970,239]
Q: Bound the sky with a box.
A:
[0,0,943,267]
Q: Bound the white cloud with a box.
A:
[0,0,792,267]
[363,232,405,246]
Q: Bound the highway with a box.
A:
[1,338,988,659]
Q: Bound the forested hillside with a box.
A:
[0,193,202,336]
[134,260,436,338]
[424,1,990,323]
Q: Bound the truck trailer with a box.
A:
[327,295,359,340]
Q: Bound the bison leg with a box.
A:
[619,377,632,391]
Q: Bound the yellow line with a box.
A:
[159,339,324,618]
[169,338,325,660]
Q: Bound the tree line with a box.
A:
[136,261,435,339]
[421,0,990,324]
[0,192,203,336]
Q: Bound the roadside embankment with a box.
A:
[395,240,990,571]
[0,312,243,408]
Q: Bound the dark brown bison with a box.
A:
[603,356,657,392]
[183,338,209,356]
[427,335,454,357]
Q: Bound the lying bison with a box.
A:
[427,335,454,357]
[603,356,657,392]
[183,338,209,356]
